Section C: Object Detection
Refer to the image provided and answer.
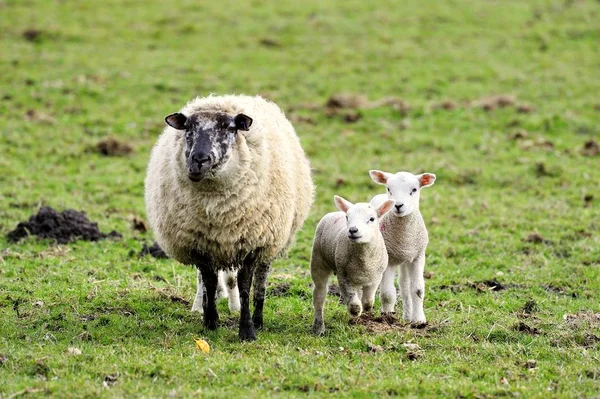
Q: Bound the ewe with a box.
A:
[145,95,314,341]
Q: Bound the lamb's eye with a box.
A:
[410,188,417,195]
[369,217,375,222]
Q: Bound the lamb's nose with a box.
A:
[349,227,358,235]
[395,204,404,211]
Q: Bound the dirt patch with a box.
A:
[432,100,458,110]
[138,241,168,259]
[25,109,55,124]
[514,322,541,335]
[132,217,147,233]
[543,283,575,297]
[516,104,536,113]
[6,206,121,244]
[350,313,407,333]
[94,137,133,156]
[581,139,600,156]
[563,312,600,327]
[150,284,189,306]
[23,29,43,42]
[584,194,593,207]
[326,93,370,109]
[268,282,291,297]
[475,94,516,111]
[259,38,281,47]
[522,300,539,314]
[472,279,506,292]
[511,130,529,140]
[519,137,554,151]
[525,232,552,244]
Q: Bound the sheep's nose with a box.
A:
[395,204,404,211]
[192,153,211,165]
[349,227,358,235]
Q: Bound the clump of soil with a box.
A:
[326,93,370,109]
[517,104,536,113]
[581,140,600,157]
[514,322,541,335]
[350,312,406,333]
[138,241,168,259]
[432,100,457,110]
[476,94,516,111]
[23,29,43,42]
[471,279,506,292]
[95,137,133,156]
[525,232,552,244]
[6,206,121,244]
[132,217,147,233]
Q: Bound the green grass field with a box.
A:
[1,0,599,397]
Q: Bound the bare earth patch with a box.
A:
[94,137,134,156]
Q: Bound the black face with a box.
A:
[165,111,252,182]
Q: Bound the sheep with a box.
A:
[311,195,395,335]
[191,270,240,314]
[145,94,314,341]
[369,170,436,324]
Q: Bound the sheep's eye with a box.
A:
[369,217,375,222]
[410,188,417,195]
[387,187,391,193]
[227,126,236,133]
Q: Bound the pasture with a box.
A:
[1,0,599,397]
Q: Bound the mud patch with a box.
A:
[432,100,458,110]
[350,313,406,333]
[132,217,147,233]
[23,29,44,42]
[150,285,189,306]
[514,322,541,335]
[525,232,552,244]
[94,137,133,156]
[584,194,593,208]
[474,94,516,111]
[326,93,370,109]
[268,282,291,297]
[581,139,600,157]
[138,241,168,259]
[516,104,536,113]
[563,312,600,328]
[472,279,506,292]
[6,206,121,244]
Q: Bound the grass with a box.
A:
[1,0,599,397]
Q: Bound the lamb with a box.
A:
[369,170,436,324]
[145,94,314,341]
[311,195,395,335]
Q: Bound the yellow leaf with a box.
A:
[194,338,210,354]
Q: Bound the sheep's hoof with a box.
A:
[239,326,257,341]
[348,303,362,317]
[312,321,325,336]
[252,315,263,330]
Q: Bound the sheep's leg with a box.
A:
[216,271,228,299]
[338,275,362,317]
[238,257,256,341]
[361,282,379,313]
[252,262,270,329]
[380,265,397,313]
[191,268,204,314]
[199,268,219,330]
[398,262,413,321]
[224,269,241,313]
[311,257,330,335]
[407,254,426,324]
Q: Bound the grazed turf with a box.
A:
[1,0,599,397]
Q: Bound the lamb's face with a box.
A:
[369,170,436,217]
[164,111,252,182]
[334,196,395,243]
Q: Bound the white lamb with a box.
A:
[311,195,395,335]
[191,270,240,314]
[369,170,436,324]
[145,94,314,341]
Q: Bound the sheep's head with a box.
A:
[369,170,436,217]
[164,111,253,182]
[334,195,395,243]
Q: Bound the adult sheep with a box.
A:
[145,94,314,341]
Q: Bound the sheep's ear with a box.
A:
[417,173,436,188]
[369,170,393,185]
[334,195,353,213]
[234,113,253,131]
[376,199,395,218]
[165,113,187,130]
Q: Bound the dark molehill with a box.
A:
[6,206,121,244]
[138,241,168,259]
[268,282,291,297]
[95,137,133,156]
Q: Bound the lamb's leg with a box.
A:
[380,265,397,313]
[191,268,204,314]
[311,256,330,335]
[361,282,379,313]
[252,262,270,329]
[408,254,426,324]
[216,271,228,299]
[224,269,241,313]
[199,268,219,330]
[398,262,413,321]
[338,275,362,317]
[238,257,256,341]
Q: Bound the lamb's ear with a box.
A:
[165,113,187,130]
[417,173,436,188]
[334,195,353,213]
[369,170,393,185]
[234,113,253,131]
[376,199,396,218]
